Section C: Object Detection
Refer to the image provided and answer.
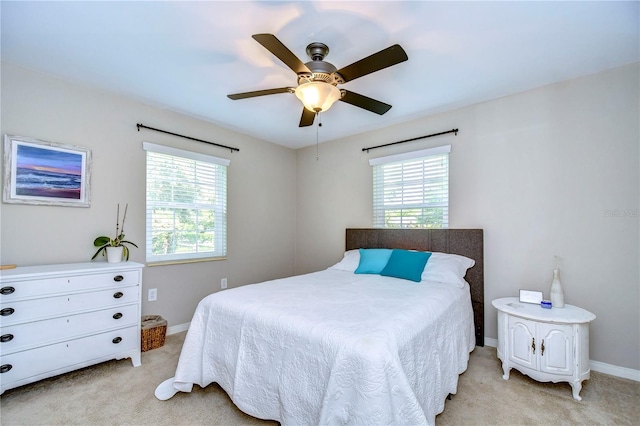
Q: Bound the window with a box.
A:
[370,145,450,229]
[143,142,229,263]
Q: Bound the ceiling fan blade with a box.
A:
[252,34,311,75]
[336,44,408,83]
[299,107,316,127]
[340,90,392,115]
[227,87,293,100]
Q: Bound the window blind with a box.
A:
[143,142,228,263]
[371,145,450,229]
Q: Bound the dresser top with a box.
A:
[0,261,144,281]
[492,297,596,323]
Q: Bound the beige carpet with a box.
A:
[1,331,638,425]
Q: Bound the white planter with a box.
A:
[106,246,124,263]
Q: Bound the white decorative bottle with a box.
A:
[549,268,565,308]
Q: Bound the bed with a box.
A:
[155,228,484,425]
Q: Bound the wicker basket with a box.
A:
[141,315,167,352]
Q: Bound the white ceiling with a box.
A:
[1,1,638,149]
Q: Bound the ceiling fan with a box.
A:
[227,34,408,127]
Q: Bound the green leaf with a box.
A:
[94,236,111,247]
[91,246,106,260]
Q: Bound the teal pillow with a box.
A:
[381,249,432,282]
[354,248,392,274]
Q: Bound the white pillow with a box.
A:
[329,249,475,288]
[421,252,475,288]
[328,249,360,272]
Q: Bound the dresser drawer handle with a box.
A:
[113,312,123,320]
[0,364,12,373]
[0,308,15,316]
[0,334,14,343]
[0,286,15,295]
[113,275,124,282]
[112,337,122,344]
[113,292,124,299]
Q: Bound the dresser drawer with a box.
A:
[0,286,139,326]
[0,270,140,302]
[0,326,138,387]
[0,303,139,355]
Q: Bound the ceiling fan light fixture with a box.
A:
[295,81,341,113]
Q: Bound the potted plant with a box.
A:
[92,203,138,263]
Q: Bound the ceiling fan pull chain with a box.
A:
[316,112,321,161]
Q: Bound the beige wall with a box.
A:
[0,62,297,327]
[296,63,640,370]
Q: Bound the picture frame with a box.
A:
[519,289,543,304]
[3,134,92,207]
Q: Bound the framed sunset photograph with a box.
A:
[3,135,92,207]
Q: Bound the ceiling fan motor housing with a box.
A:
[299,42,344,85]
[298,68,343,86]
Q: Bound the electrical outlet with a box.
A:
[148,288,157,302]
[221,278,227,290]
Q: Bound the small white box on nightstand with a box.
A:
[519,289,543,304]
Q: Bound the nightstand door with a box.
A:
[508,316,537,370]
[538,323,573,376]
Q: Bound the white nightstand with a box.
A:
[492,297,596,400]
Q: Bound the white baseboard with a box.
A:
[484,337,498,347]
[167,322,189,335]
[483,336,640,382]
[590,360,640,381]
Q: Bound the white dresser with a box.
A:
[0,261,144,394]
[492,297,596,400]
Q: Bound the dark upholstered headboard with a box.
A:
[345,228,484,347]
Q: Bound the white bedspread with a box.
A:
[169,269,475,425]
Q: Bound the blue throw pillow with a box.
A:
[354,248,392,274]
[381,249,432,282]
